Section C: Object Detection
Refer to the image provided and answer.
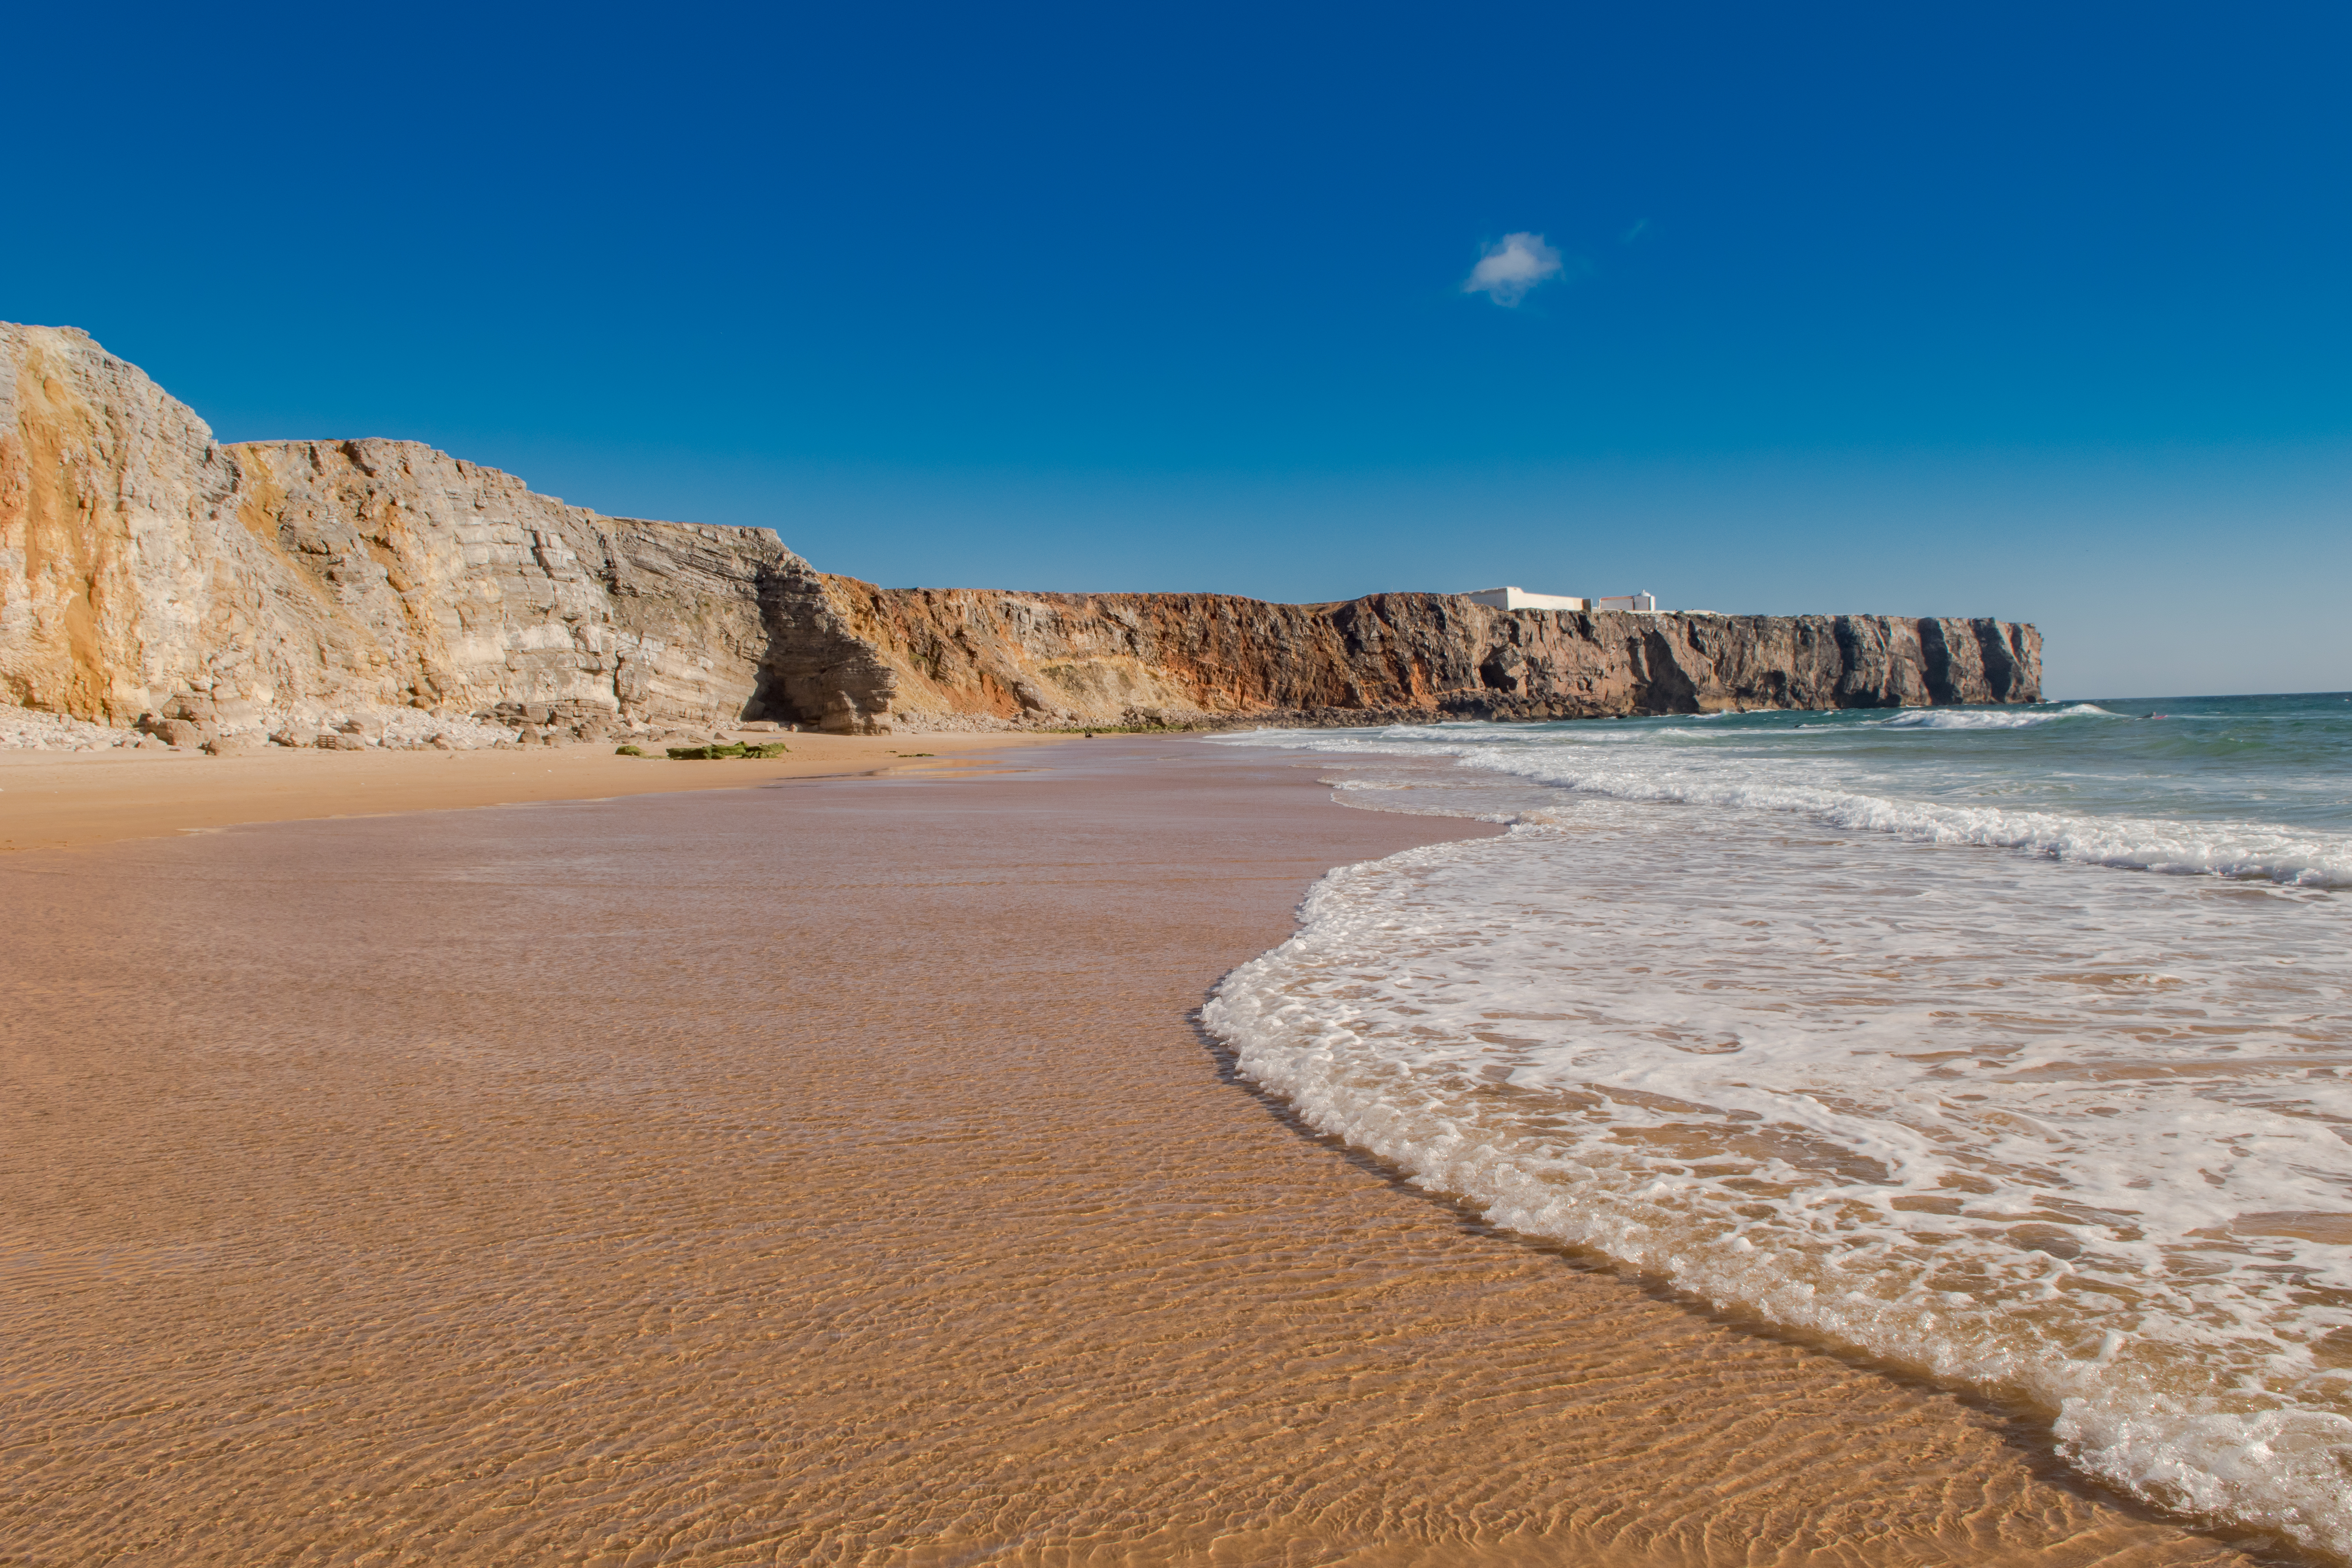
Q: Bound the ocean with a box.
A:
[1205,692,2352,1555]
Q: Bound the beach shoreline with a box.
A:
[0,737,2298,1565]
[0,729,1074,852]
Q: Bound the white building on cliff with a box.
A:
[1463,586,1657,613]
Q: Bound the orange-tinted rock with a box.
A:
[820,581,2040,724]
[4,321,2036,739]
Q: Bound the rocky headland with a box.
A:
[1,322,2039,750]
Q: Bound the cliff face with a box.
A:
[819,583,2041,724]
[222,437,897,733]
[2,321,2039,740]
[1,323,895,733]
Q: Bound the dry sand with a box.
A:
[0,740,2297,1565]
[0,729,1066,851]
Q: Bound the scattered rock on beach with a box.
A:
[149,717,210,748]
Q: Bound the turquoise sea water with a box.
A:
[1207,693,2352,1556]
[1279,690,2352,883]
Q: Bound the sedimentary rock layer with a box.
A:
[824,584,2041,725]
[2,321,2038,736]
[1,322,892,733]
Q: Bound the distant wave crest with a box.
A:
[1875,702,2117,731]
[1482,751,2349,885]
[1213,711,2352,886]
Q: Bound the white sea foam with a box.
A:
[1222,717,2352,886]
[1204,809,2352,1553]
[1204,701,2352,1552]
[1872,702,2118,730]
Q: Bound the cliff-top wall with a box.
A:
[2,321,2038,741]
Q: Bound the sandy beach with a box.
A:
[0,730,1068,852]
[0,740,2294,1564]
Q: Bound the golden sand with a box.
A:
[0,729,1066,851]
[0,742,2292,1564]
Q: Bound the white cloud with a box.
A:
[1461,232,1563,306]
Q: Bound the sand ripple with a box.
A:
[0,749,2301,1564]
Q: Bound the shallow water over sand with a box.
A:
[0,746,2306,1564]
[1210,703,2352,1555]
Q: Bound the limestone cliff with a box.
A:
[818,584,2041,725]
[1,322,894,734]
[2,320,2039,742]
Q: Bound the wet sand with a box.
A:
[0,741,2294,1565]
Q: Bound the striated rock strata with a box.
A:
[2,321,2038,740]
[825,587,2040,726]
[1,322,893,735]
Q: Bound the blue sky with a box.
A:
[8,2,2346,696]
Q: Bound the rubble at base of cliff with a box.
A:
[889,703,1223,734]
[0,691,913,755]
[0,701,517,753]
[887,702,1589,735]
[0,708,133,751]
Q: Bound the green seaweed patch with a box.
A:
[615,744,644,756]
[666,742,791,760]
